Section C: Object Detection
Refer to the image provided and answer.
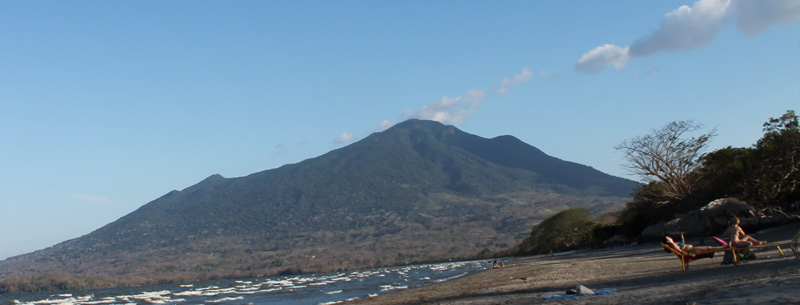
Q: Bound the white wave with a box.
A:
[379,285,408,292]
[197,286,219,291]
[204,296,244,303]
[256,287,282,293]
[81,297,117,305]
[25,298,77,305]
[434,272,468,282]
[323,290,342,295]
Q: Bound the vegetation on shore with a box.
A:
[520,110,799,255]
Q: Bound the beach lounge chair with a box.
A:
[661,243,719,271]
[713,236,795,260]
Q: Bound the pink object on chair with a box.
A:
[713,236,728,247]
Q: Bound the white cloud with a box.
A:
[401,68,530,126]
[629,0,732,57]
[379,120,394,131]
[575,44,631,73]
[364,67,532,138]
[576,0,800,73]
[735,0,800,36]
[502,67,533,85]
[334,133,355,144]
[493,68,533,94]
[410,89,486,125]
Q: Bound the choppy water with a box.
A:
[0,260,490,305]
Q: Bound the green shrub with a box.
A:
[518,208,595,254]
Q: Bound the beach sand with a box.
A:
[346,222,800,305]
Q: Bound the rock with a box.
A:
[641,198,798,237]
[665,212,706,235]
[700,198,755,219]
[576,285,595,296]
[641,221,668,237]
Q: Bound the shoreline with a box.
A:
[346,222,800,304]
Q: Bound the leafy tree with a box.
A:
[616,120,716,206]
[518,208,595,254]
[747,110,800,205]
[695,146,750,203]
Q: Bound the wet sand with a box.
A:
[346,222,800,305]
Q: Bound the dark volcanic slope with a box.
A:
[0,119,639,284]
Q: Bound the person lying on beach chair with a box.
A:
[662,235,729,270]
[663,236,727,254]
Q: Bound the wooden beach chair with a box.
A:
[714,236,796,260]
[748,242,794,256]
[661,243,722,271]
[745,230,800,259]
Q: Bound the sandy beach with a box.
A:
[346,222,800,305]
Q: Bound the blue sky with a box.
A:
[1,0,798,259]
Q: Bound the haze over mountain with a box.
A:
[0,120,639,288]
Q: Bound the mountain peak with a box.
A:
[0,121,638,289]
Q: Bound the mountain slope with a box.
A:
[0,119,639,288]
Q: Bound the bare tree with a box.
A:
[616,120,717,204]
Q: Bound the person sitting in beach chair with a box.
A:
[723,216,767,249]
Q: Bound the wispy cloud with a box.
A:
[575,44,631,73]
[493,68,533,94]
[334,68,535,145]
[402,67,532,126]
[736,0,800,36]
[539,70,560,79]
[403,67,531,127]
[575,0,800,73]
[334,133,355,144]
[407,90,487,125]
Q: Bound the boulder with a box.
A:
[642,198,798,238]
[699,198,755,220]
[641,221,668,237]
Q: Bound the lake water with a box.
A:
[0,259,490,305]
